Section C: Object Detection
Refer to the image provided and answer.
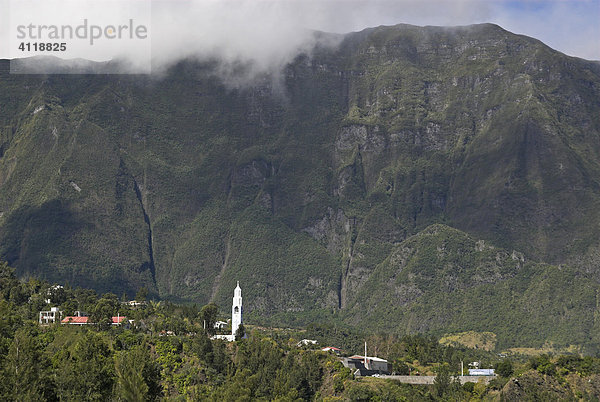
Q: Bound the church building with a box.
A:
[212,281,244,341]
[231,281,243,336]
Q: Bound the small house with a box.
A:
[39,307,63,324]
[297,339,318,347]
[61,315,126,325]
[61,316,89,325]
[321,346,342,355]
[214,320,228,330]
[468,368,495,376]
[342,355,392,376]
[124,300,147,308]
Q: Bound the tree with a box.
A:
[345,382,376,401]
[135,287,148,301]
[199,303,219,335]
[393,361,410,375]
[433,364,461,399]
[210,338,229,373]
[2,327,46,400]
[190,332,214,365]
[433,364,452,398]
[495,359,514,378]
[114,346,150,401]
[235,324,246,341]
[149,300,163,315]
[0,261,17,297]
[529,354,556,376]
[0,261,26,304]
[91,293,120,329]
[54,331,115,401]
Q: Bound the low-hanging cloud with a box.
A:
[147,0,496,83]
[149,0,335,82]
[1,0,495,78]
[1,0,598,81]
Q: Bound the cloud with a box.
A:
[149,0,329,80]
[148,0,495,81]
[1,0,598,80]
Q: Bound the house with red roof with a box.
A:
[61,316,90,325]
[321,346,342,355]
[61,315,127,325]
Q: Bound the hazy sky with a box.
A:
[1,0,599,75]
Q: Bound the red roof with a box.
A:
[61,316,89,324]
[322,346,341,351]
[61,316,126,324]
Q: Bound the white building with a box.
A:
[342,355,392,375]
[297,339,318,347]
[39,307,63,324]
[231,281,243,336]
[469,368,495,376]
[213,320,228,330]
[212,282,244,342]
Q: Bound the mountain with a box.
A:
[1,23,600,348]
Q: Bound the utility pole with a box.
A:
[364,342,368,370]
[461,360,464,377]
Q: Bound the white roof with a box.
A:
[468,368,495,375]
[350,355,388,362]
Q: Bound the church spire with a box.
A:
[231,281,243,337]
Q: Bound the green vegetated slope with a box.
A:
[1,23,600,347]
[344,224,600,350]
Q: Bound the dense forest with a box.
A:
[1,259,600,401]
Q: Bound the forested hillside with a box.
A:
[1,262,600,401]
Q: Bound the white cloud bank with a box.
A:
[1,0,598,76]
[148,0,499,75]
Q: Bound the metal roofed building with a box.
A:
[342,355,392,376]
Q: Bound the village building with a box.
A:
[469,368,495,376]
[212,282,244,342]
[297,339,318,347]
[39,306,63,324]
[342,355,392,376]
[61,316,89,325]
[214,320,228,330]
[321,346,342,355]
[340,343,391,376]
[61,313,127,326]
[123,300,147,308]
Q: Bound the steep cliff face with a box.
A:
[1,23,599,346]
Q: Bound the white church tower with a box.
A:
[231,281,243,337]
